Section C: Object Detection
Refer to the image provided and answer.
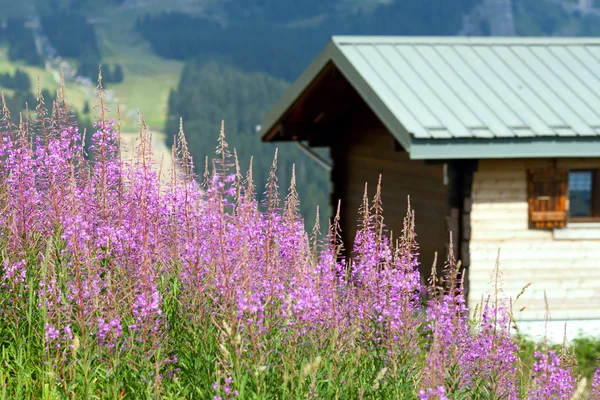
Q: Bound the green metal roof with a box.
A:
[259,36,600,159]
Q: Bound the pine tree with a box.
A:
[14,69,31,91]
[102,65,114,84]
[113,64,124,83]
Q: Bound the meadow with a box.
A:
[1,83,600,399]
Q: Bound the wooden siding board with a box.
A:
[469,158,600,322]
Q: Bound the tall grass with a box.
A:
[0,79,599,399]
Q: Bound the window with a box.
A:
[568,170,600,221]
[527,167,600,229]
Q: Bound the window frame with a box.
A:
[568,169,600,223]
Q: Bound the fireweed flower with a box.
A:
[528,349,576,399]
[213,376,238,400]
[0,88,593,398]
[418,386,448,400]
[590,369,600,399]
[64,325,73,341]
[45,323,60,343]
[2,259,27,286]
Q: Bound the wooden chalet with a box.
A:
[259,36,600,339]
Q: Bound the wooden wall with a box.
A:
[469,158,600,321]
[330,107,449,276]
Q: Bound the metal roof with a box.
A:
[260,36,600,159]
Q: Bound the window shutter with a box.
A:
[527,167,568,229]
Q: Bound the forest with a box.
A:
[0,68,32,92]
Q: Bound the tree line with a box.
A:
[0,69,32,92]
[40,10,124,84]
[134,13,314,82]
[0,18,43,67]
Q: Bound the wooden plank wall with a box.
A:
[330,108,448,276]
[469,158,600,321]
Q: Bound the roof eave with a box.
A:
[409,137,600,160]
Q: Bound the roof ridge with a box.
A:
[331,36,600,46]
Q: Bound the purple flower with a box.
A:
[528,350,576,399]
[590,369,600,399]
[64,325,73,341]
[2,259,27,286]
[418,387,448,400]
[45,323,60,343]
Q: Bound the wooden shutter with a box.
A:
[527,167,568,229]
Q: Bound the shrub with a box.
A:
[0,82,598,398]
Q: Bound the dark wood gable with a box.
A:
[264,62,365,145]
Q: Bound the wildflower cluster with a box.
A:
[0,84,598,398]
